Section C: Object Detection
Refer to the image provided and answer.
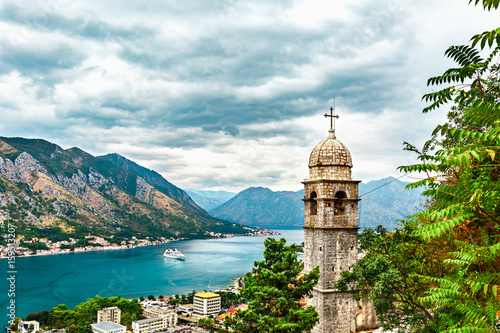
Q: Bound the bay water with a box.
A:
[0,228,303,327]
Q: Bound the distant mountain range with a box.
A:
[187,177,423,230]
[358,177,423,229]
[184,189,236,211]
[0,137,254,241]
[208,187,304,227]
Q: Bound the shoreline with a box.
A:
[1,240,174,259]
[3,230,280,260]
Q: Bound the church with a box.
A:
[302,108,378,333]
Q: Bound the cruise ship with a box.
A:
[163,248,185,260]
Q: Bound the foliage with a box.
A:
[10,318,20,331]
[398,14,500,332]
[42,297,142,332]
[198,318,216,330]
[336,225,450,331]
[21,241,49,253]
[224,238,319,333]
[219,291,246,308]
[336,2,500,332]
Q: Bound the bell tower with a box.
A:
[303,108,360,332]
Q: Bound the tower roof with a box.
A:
[309,130,353,168]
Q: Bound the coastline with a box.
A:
[2,229,280,260]
[0,239,175,259]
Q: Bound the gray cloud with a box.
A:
[0,3,155,41]
[0,0,497,191]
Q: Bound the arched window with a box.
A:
[334,191,347,215]
[310,191,317,216]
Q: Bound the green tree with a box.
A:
[187,290,196,304]
[225,238,319,333]
[37,310,49,325]
[336,225,447,331]
[400,11,500,332]
[337,2,500,332]
[42,297,142,331]
[25,313,38,321]
[10,318,20,331]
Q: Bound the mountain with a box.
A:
[207,177,423,229]
[0,137,255,242]
[184,189,236,211]
[99,153,205,215]
[358,176,423,229]
[209,187,304,227]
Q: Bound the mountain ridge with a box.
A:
[0,137,255,244]
[198,177,422,229]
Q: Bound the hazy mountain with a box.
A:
[209,187,304,227]
[206,177,423,230]
[358,176,423,229]
[184,189,236,211]
[0,137,254,240]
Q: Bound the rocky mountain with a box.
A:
[206,177,423,229]
[209,187,304,227]
[184,189,236,211]
[99,153,204,215]
[0,137,255,242]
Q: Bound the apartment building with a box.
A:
[193,292,221,319]
[97,307,121,324]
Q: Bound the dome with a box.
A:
[309,130,353,168]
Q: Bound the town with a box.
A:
[11,288,249,333]
[0,228,278,258]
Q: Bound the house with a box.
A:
[18,320,39,333]
[178,304,194,316]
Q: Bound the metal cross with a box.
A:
[324,106,339,131]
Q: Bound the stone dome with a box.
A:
[309,130,353,168]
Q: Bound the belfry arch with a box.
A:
[334,190,347,216]
[310,191,318,216]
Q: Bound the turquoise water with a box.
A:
[0,228,303,326]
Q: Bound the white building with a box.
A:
[142,306,170,318]
[18,320,39,333]
[132,313,177,333]
[193,292,221,319]
[90,322,126,333]
[97,307,121,324]
[178,304,194,316]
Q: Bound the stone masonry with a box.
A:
[303,129,360,333]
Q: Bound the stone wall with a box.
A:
[309,165,351,181]
[309,290,357,333]
[356,299,380,332]
[304,228,358,290]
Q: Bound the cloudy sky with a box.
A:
[1,0,499,192]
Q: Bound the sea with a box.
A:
[0,227,303,327]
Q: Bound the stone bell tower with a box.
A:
[303,107,360,333]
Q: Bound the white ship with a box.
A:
[163,248,185,260]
